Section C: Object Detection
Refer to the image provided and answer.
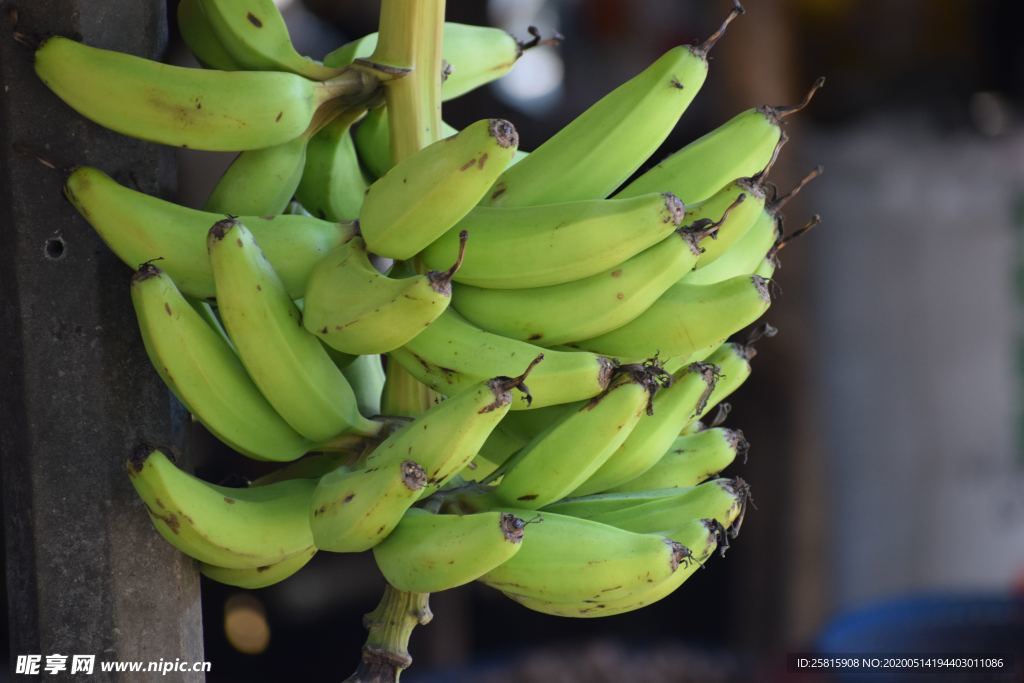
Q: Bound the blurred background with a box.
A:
[19,0,1024,681]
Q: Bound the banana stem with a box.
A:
[371,0,446,161]
[343,585,433,683]
[348,3,447,681]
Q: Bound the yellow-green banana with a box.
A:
[295,111,369,221]
[65,167,355,299]
[128,447,316,569]
[685,343,754,428]
[493,366,666,509]
[373,509,525,593]
[131,264,311,461]
[686,179,765,268]
[483,4,743,207]
[580,478,749,534]
[569,361,720,496]
[198,0,340,79]
[541,489,684,519]
[208,218,380,442]
[204,131,310,216]
[363,365,536,487]
[359,118,518,258]
[35,36,370,151]
[479,509,690,602]
[177,0,241,70]
[309,460,427,552]
[451,228,712,346]
[609,428,747,493]
[500,518,719,617]
[616,79,823,203]
[685,211,780,285]
[419,192,685,289]
[569,275,771,362]
[389,309,614,410]
[200,546,317,589]
[301,234,466,354]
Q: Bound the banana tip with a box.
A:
[208,215,241,243]
[500,513,526,543]
[488,119,519,150]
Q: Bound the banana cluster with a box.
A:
[37,0,821,615]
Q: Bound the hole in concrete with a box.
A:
[44,237,65,260]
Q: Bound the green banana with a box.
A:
[684,211,780,285]
[450,227,714,346]
[541,489,685,519]
[389,309,615,410]
[479,509,691,602]
[483,4,743,208]
[609,428,746,493]
[686,342,755,428]
[684,167,822,284]
[325,23,527,101]
[301,234,466,354]
[295,110,369,221]
[203,131,310,216]
[569,361,720,496]
[200,546,317,589]
[198,0,340,80]
[208,218,380,442]
[616,78,824,203]
[341,354,386,417]
[581,478,749,534]
[687,179,765,268]
[359,118,519,259]
[128,447,316,569]
[35,36,371,151]
[568,275,771,362]
[462,426,526,482]
[309,460,427,552]
[177,0,241,70]
[65,167,356,299]
[492,365,666,509]
[131,264,311,461]
[419,192,686,289]
[500,518,719,617]
[363,364,536,487]
[373,509,525,593]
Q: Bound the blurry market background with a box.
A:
[5,0,1024,681]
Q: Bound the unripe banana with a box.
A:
[686,342,754,428]
[198,0,340,80]
[200,546,317,589]
[208,218,379,442]
[569,275,771,362]
[310,460,427,552]
[616,79,823,203]
[296,111,369,221]
[420,192,685,289]
[128,447,316,569]
[131,264,311,461]
[479,509,691,603]
[462,426,526,482]
[35,36,369,151]
[389,309,614,410]
[583,478,749,534]
[685,211,780,285]
[687,179,765,268]
[482,4,745,207]
[65,167,355,299]
[301,234,466,354]
[493,365,666,509]
[500,518,719,617]
[569,361,720,496]
[341,354,386,417]
[204,132,310,216]
[609,428,747,493]
[326,23,526,101]
[177,0,241,70]
[451,228,710,347]
[363,365,535,488]
[359,118,518,259]
[373,509,525,593]
[542,489,684,519]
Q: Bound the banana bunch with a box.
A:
[38,0,823,624]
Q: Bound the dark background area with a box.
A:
[4,1,1024,681]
